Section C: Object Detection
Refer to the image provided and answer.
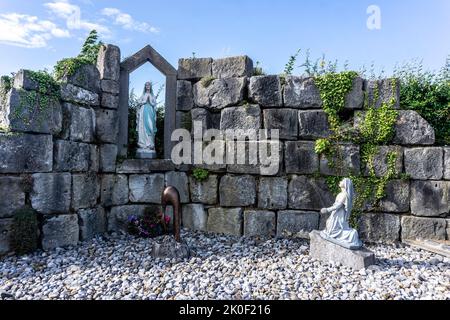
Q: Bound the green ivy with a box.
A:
[192,168,210,182]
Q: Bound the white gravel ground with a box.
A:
[0,230,449,300]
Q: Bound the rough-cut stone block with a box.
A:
[89,144,99,172]
[277,210,319,239]
[101,93,119,109]
[42,215,79,251]
[288,176,335,211]
[193,77,246,110]
[101,175,129,207]
[189,175,218,204]
[60,64,101,93]
[191,108,218,132]
[95,109,119,144]
[212,56,253,78]
[379,180,410,213]
[61,103,95,143]
[263,109,298,139]
[298,110,331,140]
[364,78,400,109]
[13,69,39,91]
[78,207,106,241]
[393,110,435,145]
[182,204,207,231]
[410,180,449,217]
[363,146,403,177]
[176,80,193,111]
[258,177,287,210]
[178,58,212,80]
[0,133,53,173]
[31,173,71,214]
[108,205,154,232]
[99,144,117,173]
[207,207,242,236]
[404,147,443,180]
[344,77,364,109]
[244,210,276,238]
[401,216,446,241]
[283,76,322,109]
[220,175,256,207]
[72,174,99,210]
[101,80,119,94]
[309,230,375,270]
[220,105,261,133]
[0,219,13,255]
[0,177,25,218]
[3,88,62,134]
[445,148,450,180]
[54,140,91,172]
[60,83,99,106]
[285,141,319,174]
[358,213,401,243]
[320,144,360,176]
[97,44,121,81]
[248,75,282,107]
[116,159,176,173]
[129,174,165,203]
[165,171,189,203]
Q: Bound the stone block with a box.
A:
[99,144,117,173]
[189,175,218,204]
[182,204,207,231]
[100,174,129,207]
[283,76,322,109]
[220,105,261,133]
[191,108,218,132]
[60,83,99,106]
[72,174,100,210]
[212,56,253,78]
[364,78,400,109]
[0,177,25,218]
[244,210,276,238]
[193,77,246,110]
[258,177,287,210]
[263,109,298,139]
[0,133,53,173]
[219,175,256,207]
[101,80,119,94]
[410,180,449,217]
[165,171,189,203]
[176,111,192,131]
[54,140,91,172]
[401,216,446,241]
[42,215,79,251]
[393,110,435,145]
[0,219,13,255]
[445,148,450,180]
[404,147,443,180]
[31,173,71,214]
[358,213,401,243]
[89,144,99,172]
[176,80,194,111]
[344,77,364,109]
[13,69,39,91]
[379,179,410,213]
[61,103,95,143]
[248,75,282,107]
[309,230,375,270]
[95,109,119,144]
[97,44,121,81]
[298,110,331,140]
[60,64,101,93]
[116,159,176,173]
[129,174,165,203]
[363,146,403,177]
[178,58,212,80]
[288,176,335,211]
[320,144,360,176]
[78,207,106,241]
[207,207,242,236]
[101,93,119,109]
[277,210,319,239]
[285,141,319,174]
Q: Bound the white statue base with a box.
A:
[136,148,157,159]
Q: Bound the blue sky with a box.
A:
[0,0,449,97]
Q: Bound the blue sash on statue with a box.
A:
[143,103,157,135]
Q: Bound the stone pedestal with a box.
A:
[309,230,375,270]
[136,148,157,159]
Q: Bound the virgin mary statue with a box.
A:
[136,81,158,159]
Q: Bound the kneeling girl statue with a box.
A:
[136,81,158,159]
[320,178,363,249]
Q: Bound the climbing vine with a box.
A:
[192,168,210,182]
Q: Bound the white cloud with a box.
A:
[45,0,110,35]
[0,13,69,48]
[101,7,159,34]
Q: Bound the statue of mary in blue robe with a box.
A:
[137,82,157,153]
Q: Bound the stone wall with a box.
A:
[0,46,449,255]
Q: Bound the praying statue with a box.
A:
[320,178,363,250]
[136,81,158,159]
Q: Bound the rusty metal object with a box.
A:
[161,186,182,242]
